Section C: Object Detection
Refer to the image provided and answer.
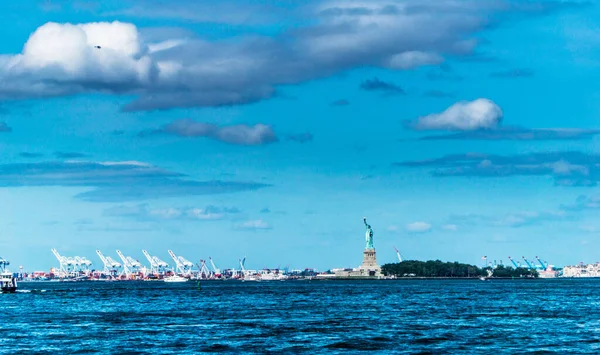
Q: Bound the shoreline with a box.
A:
[18,276,591,283]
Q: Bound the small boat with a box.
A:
[259,270,288,281]
[163,275,188,283]
[242,275,261,282]
[0,258,16,293]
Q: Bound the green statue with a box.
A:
[364,217,374,249]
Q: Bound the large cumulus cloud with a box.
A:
[0,21,155,98]
[405,98,600,141]
[408,98,503,131]
[0,1,569,111]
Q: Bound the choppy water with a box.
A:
[1,279,600,354]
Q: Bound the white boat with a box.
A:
[163,275,188,283]
[242,275,261,282]
[260,270,288,281]
[0,258,16,293]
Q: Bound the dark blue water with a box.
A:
[2,279,600,354]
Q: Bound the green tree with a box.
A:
[381,260,537,278]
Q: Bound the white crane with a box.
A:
[198,260,212,279]
[239,257,246,276]
[51,248,70,277]
[209,257,221,277]
[238,256,257,277]
[393,246,402,263]
[116,250,143,278]
[73,256,92,274]
[142,250,169,275]
[51,248,91,277]
[168,250,194,275]
[96,250,121,276]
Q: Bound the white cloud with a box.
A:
[104,204,240,221]
[442,224,458,231]
[0,1,547,111]
[186,208,225,220]
[148,208,183,219]
[147,39,187,54]
[386,51,443,69]
[387,225,399,232]
[411,98,503,131]
[579,225,599,233]
[235,219,272,230]
[406,221,432,233]
[98,161,153,167]
[2,21,155,94]
[551,160,589,176]
[494,211,565,227]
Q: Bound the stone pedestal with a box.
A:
[360,248,379,269]
[358,248,382,277]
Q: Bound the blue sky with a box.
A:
[2,0,600,271]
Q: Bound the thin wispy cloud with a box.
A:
[104,204,242,221]
[406,99,600,141]
[285,133,313,143]
[449,211,566,228]
[140,119,278,146]
[330,99,349,106]
[19,152,44,158]
[0,160,270,202]
[54,152,91,159]
[418,127,600,141]
[426,64,464,82]
[0,122,12,132]
[490,68,534,78]
[396,151,600,187]
[406,221,432,233]
[423,90,455,98]
[360,78,405,96]
[234,219,272,231]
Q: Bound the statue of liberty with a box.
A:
[363,217,374,249]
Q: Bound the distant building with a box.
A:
[562,263,600,277]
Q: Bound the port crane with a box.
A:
[51,248,92,277]
[535,256,547,270]
[142,250,169,275]
[239,256,253,277]
[197,260,212,279]
[522,256,535,270]
[209,257,221,277]
[51,248,72,277]
[393,246,402,262]
[508,256,520,268]
[96,250,121,276]
[74,256,92,274]
[116,250,143,278]
[167,250,194,275]
[239,257,246,274]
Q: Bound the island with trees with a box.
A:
[381,260,538,278]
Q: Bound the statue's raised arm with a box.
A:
[363,217,368,227]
